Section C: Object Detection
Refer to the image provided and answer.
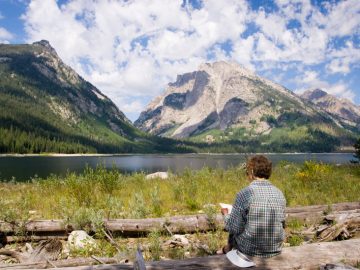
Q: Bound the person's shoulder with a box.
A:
[236,185,254,200]
[271,185,286,203]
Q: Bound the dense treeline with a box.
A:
[0,126,92,153]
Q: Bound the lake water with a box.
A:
[0,153,355,181]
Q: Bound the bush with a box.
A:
[129,192,149,218]
[287,235,304,246]
[295,161,332,182]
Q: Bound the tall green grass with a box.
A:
[0,162,359,225]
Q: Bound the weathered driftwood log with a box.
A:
[0,256,125,269]
[22,238,360,270]
[317,210,360,241]
[0,202,359,237]
[5,235,68,244]
[0,239,62,264]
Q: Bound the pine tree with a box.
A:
[354,138,360,163]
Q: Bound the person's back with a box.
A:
[221,155,286,258]
[236,180,286,257]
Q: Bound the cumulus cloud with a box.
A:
[0,27,14,43]
[294,70,355,102]
[21,0,360,120]
[327,41,360,74]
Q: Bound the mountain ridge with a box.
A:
[135,61,359,152]
[0,41,186,153]
[301,88,360,126]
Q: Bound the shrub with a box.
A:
[295,161,332,182]
[148,230,162,261]
[129,192,149,218]
[151,185,163,217]
[287,235,304,246]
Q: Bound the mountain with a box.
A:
[301,89,360,126]
[0,41,185,154]
[135,61,359,152]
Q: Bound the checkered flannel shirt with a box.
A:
[224,179,286,257]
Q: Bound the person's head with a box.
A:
[246,155,272,180]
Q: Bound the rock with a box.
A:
[173,234,190,245]
[320,264,358,270]
[145,172,169,180]
[67,230,97,251]
[163,234,190,249]
[205,135,215,144]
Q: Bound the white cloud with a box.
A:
[21,0,360,121]
[327,42,360,74]
[0,27,13,43]
[294,70,355,102]
[0,12,4,20]
[120,100,146,114]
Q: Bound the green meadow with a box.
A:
[1,161,359,223]
[1,161,360,260]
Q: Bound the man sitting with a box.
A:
[221,155,286,258]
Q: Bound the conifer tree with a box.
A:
[354,138,360,163]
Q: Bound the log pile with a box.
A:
[0,202,359,269]
[1,240,359,269]
[11,238,360,270]
[0,202,359,238]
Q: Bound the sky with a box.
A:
[0,0,359,122]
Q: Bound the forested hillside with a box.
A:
[0,41,189,154]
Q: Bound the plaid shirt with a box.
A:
[224,179,286,257]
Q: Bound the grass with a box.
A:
[1,162,359,261]
[0,162,359,223]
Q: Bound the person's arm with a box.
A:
[224,188,251,235]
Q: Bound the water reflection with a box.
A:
[0,153,354,181]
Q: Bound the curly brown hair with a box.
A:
[246,155,272,179]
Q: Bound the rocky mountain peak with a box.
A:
[33,40,58,55]
[134,62,359,151]
[135,61,313,138]
[301,89,360,124]
[302,88,328,100]
[199,61,256,77]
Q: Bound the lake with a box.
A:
[0,153,355,181]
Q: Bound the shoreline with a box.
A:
[0,151,355,157]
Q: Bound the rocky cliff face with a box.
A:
[301,89,360,125]
[0,41,146,153]
[31,40,130,132]
[135,61,337,138]
[135,61,359,151]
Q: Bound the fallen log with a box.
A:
[22,238,360,270]
[0,257,125,269]
[299,209,360,241]
[0,202,359,237]
[5,235,68,244]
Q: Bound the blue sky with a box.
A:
[0,0,359,121]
